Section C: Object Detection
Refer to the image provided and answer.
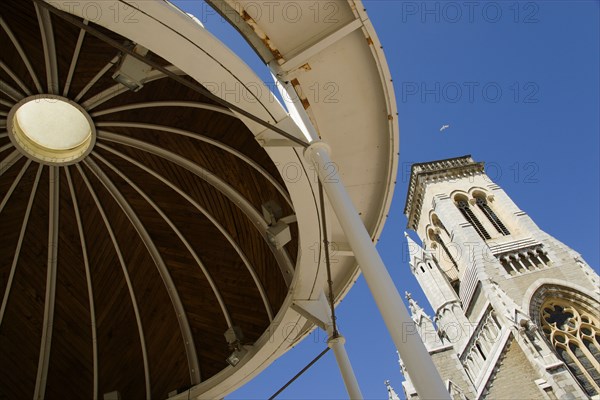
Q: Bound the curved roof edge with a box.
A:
[203,0,400,302]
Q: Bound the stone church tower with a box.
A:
[398,156,600,399]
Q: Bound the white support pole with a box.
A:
[304,141,450,400]
[293,294,363,399]
[328,335,363,400]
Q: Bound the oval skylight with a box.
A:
[8,96,95,165]
[16,98,91,150]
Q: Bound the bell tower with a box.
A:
[399,155,599,399]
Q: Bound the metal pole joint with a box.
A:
[327,334,346,348]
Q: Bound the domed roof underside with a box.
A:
[0,1,297,399]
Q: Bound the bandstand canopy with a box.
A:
[0,1,397,398]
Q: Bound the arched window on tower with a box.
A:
[541,299,600,396]
[455,195,491,240]
[474,194,510,235]
[432,214,450,237]
[428,227,459,284]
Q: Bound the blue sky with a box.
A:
[172,1,599,398]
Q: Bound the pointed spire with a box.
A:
[405,291,423,315]
[404,231,419,249]
[385,380,401,400]
[396,350,407,375]
[404,293,440,350]
[404,232,424,273]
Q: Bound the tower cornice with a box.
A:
[404,155,485,230]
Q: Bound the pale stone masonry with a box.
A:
[396,156,599,400]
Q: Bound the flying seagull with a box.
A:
[440,124,450,132]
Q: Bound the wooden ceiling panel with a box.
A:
[0,99,11,113]
[0,25,34,96]
[113,158,274,329]
[228,205,289,313]
[187,313,230,379]
[97,126,291,228]
[69,166,147,400]
[93,159,252,378]
[84,160,192,399]
[0,157,33,293]
[0,67,15,95]
[96,74,222,111]
[0,0,46,94]
[50,12,83,97]
[62,22,126,103]
[94,141,244,242]
[0,165,49,400]
[65,18,173,104]
[95,142,289,313]
[0,139,13,154]
[44,167,94,400]
[93,77,287,189]
[0,136,14,147]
